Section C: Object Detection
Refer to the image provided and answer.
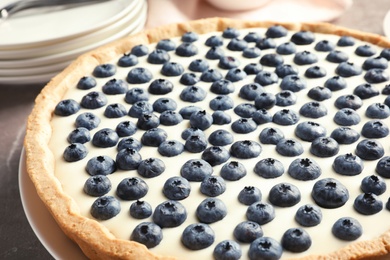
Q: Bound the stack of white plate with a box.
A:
[0,0,147,85]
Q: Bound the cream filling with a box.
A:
[49,28,390,259]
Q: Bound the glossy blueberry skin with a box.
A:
[148,78,174,95]
[152,97,177,113]
[131,44,149,56]
[161,62,185,77]
[355,139,385,160]
[180,159,213,182]
[201,146,230,166]
[163,176,191,200]
[325,75,347,91]
[282,228,312,253]
[275,90,297,107]
[295,121,327,142]
[75,112,100,130]
[158,140,184,157]
[332,217,362,241]
[310,136,339,158]
[299,101,327,119]
[230,140,262,159]
[354,83,380,99]
[212,110,232,125]
[130,222,163,248]
[130,200,153,219]
[196,197,227,223]
[266,25,288,38]
[83,175,112,197]
[184,134,208,153]
[137,158,165,178]
[116,148,142,170]
[147,49,170,64]
[304,65,327,78]
[315,40,335,52]
[190,110,213,130]
[117,53,138,67]
[67,127,91,144]
[307,86,332,101]
[332,153,364,176]
[252,109,273,125]
[189,59,209,72]
[280,75,306,92]
[244,31,262,42]
[200,68,223,82]
[354,193,383,215]
[254,71,278,86]
[376,156,390,178]
[291,30,315,45]
[295,204,322,227]
[225,68,247,82]
[276,42,297,55]
[362,120,389,138]
[124,88,149,104]
[181,31,199,42]
[200,176,226,197]
[213,240,242,260]
[222,27,240,38]
[254,158,284,179]
[80,91,107,109]
[366,103,390,119]
[288,158,321,181]
[126,67,153,84]
[210,79,235,94]
[334,108,361,126]
[63,143,88,162]
[361,175,387,195]
[205,35,224,46]
[269,183,301,207]
[227,38,248,51]
[311,178,349,208]
[238,186,262,205]
[239,83,264,101]
[337,36,356,46]
[243,63,263,75]
[259,127,284,145]
[92,128,119,148]
[175,42,198,57]
[326,50,349,63]
[90,195,121,220]
[77,76,97,90]
[180,72,200,86]
[330,127,360,144]
[355,44,377,57]
[243,47,261,58]
[209,95,234,111]
[153,200,187,228]
[254,92,276,110]
[181,223,215,250]
[256,38,277,50]
[293,51,318,65]
[272,109,300,126]
[156,39,176,51]
[335,62,363,77]
[246,202,275,225]
[208,129,234,146]
[363,56,388,70]
[249,237,283,260]
[128,101,154,118]
[274,64,299,78]
[92,63,116,78]
[136,113,160,130]
[104,103,127,118]
[233,221,263,243]
[334,94,363,110]
[181,127,206,140]
[116,177,148,200]
[276,138,304,157]
[86,155,116,176]
[231,118,257,134]
[260,53,284,67]
[364,68,390,83]
[54,99,80,116]
[206,46,225,60]
[220,161,246,181]
[117,137,142,152]
[179,106,202,119]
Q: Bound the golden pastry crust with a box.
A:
[24,17,390,260]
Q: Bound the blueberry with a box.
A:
[243,47,261,58]
[117,137,142,152]
[259,127,284,145]
[148,78,174,95]
[364,68,390,83]
[269,183,301,207]
[334,108,361,126]
[196,197,227,223]
[275,90,297,107]
[334,94,363,110]
[295,121,327,142]
[256,38,277,50]
[233,221,263,243]
[189,59,209,72]
[160,111,184,126]
[153,200,187,228]
[260,53,284,67]
[212,110,232,125]
[254,158,284,179]
[282,228,312,253]
[131,44,149,57]
[86,155,116,176]
[156,39,176,51]
[294,51,318,65]
[275,138,304,157]
[213,240,242,260]
[308,86,332,101]
[288,158,321,181]
[244,31,262,42]
[179,105,202,119]
[141,128,168,147]
[182,31,199,42]
[304,65,327,78]
[225,68,247,82]
[124,88,149,104]
[310,136,339,158]
[274,64,299,78]
[227,38,248,51]
[239,83,264,101]
[158,140,184,157]
[200,68,223,82]
[243,63,263,75]
[254,71,278,86]
[77,76,96,90]
[80,91,107,109]
[332,217,362,241]
[363,56,388,70]
[208,129,234,146]
[117,53,138,67]
[230,140,262,159]
[147,49,170,64]
[276,42,297,55]
[90,195,120,220]
[326,50,349,63]
[238,186,262,205]
[180,159,213,182]
[54,99,80,116]
[128,101,153,118]
[366,103,390,119]
[252,109,273,125]
[205,35,224,47]
[210,79,235,94]
[266,25,288,38]
[335,62,362,77]
[386,96,390,108]
[222,27,240,38]
[181,127,206,140]
[355,44,377,57]
[220,161,246,181]
[272,109,300,125]
[83,175,112,197]
[295,204,322,227]
[161,61,185,77]
[246,202,275,225]
[92,63,116,78]
[354,193,383,215]
[116,177,148,200]
[201,146,230,166]
[176,42,198,57]
[376,156,390,178]
[254,92,276,109]
[104,103,127,118]
[354,83,380,99]
[184,134,208,153]
[311,178,349,208]
[314,40,335,52]
[163,176,191,200]
[355,139,384,160]
[63,143,88,162]
[330,126,360,144]
[280,75,306,92]
[332,153,364,176]
[181,223,214,250]
[116,148,142,170]
[75,112,100,130]
[92,128,119,148]
[67,127,91,144]
[361,175,386,195]
[381,48,390,60]
[152,97,177,113]
[180,72,200,86]
[362,120,389,138]
[325,75,347,91]
[206,46,225,60]
[126,67,153,84]
[337,36,356,46]
[231,118,257,134]
[190,110,213,130]
[130,222,162,248]
[130,200,153,219]
[291,31,315,45]
[248,237,283,260]
[299,101,327,118]
[137,158,165,178]
[136,113,160,130]
[209,95,234,111]
[200,176,226,197]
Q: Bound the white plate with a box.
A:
[0,0,137,49]
[383,9,390,38]
[0,60,71,76]
[18,149,87,259]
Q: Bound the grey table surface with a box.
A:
[2,0,390,259]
